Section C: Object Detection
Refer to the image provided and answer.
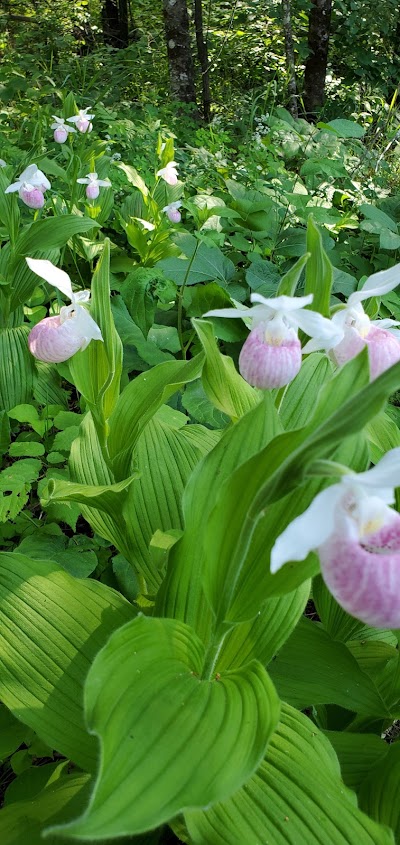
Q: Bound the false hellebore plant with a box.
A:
[205,293,340,388]
[26,258,103,362]
[271,449,400,628]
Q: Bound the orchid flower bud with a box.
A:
[271,448,400,627]
[303,263,400,380]
[157,161,179,186]
[26,258,103,363]
[67,107,94,134]
[77,172,111,200]
[204,293,340,390]
[162,201,182,223]
[5,165,51,207]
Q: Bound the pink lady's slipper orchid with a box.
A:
[77,172,111,200]
[204,293,340,389]
[271,449,400,628]
[26,258,103,363]
[51,116,76,144]
[303,264,400,380]
[162,201,182,223]
[157,161,179,186]
[67,107,94,134]
[5,164,51,209]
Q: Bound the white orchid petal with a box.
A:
[250,293,314,312]
[26,258,73,300]
[76,177,90,184]
[19,165,38,182]
[346,448,400,502]
[5,181,21,193]
[371,318,400,329]
[96,179,111,187]
[203,307,251,319]
[291,309,339,342]
[270,484,343,573]
[348,264,400,306]
[73,305,103,345]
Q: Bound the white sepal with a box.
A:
[270,484,343,573]
[26,258,74,299]
[345,447,400,503]
[348,263,400,305]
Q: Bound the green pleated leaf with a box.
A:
[216,581,310,671]
[42,474,137,517]
[305,217,333,316]
[0,326,36,410]
[14,215,100,257]
[358,743,400,839]
[157,394,282,641]
[192,318,259,419]
[325,731,390,792]
[68,413,135,563]
[0,552,135,771]
[108,354,204,480]
[268,618,390,716]
[279,353,333,429]
[185,704,394,845]
[313,575,367,642]
[50,615,280,840]
[0,168,20,242]
[0,772,91,845]
[123,415,219,593]
[366,411,400,463]
[69,240,122,428]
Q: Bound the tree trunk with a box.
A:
[281,0,298,118]
[194,0,211,121]
[102,0,130,48]
[303,0,332,117]
[162,0,197,104]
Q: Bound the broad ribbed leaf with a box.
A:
[0,326,36,410]
[305,217,333,316]
[0,168,20,242]
[14,215,100,257]
[69,240,122,426]
[325,731,390,791]
[0,772,91,845]
[216,582,310,671]
[359,743,400,839]
[157,394,282,641]
[192,319,259,419]
[185,704,394,845]
[313,575,375,642]
[108,354,204,479]
[42,474,137,516]
[51,616,280,839]
[269,618,389,715]
[0,552,135,771]
[123,415,219,593]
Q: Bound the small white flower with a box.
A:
[0,159,6,167]
[77,172,111,200]
[51,116,76,144]
[157,161,179,186]
[162,201,182,223]
[26,258,103,363]
[67,107,94,134]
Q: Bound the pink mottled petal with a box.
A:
[365,326,400,380]
[319,510,400,627]
[54,127,68,144]
[28,315,86,363]
[86,183,99,200]
[167,208,181,223]
[19,187,45,210]
[331,326,366,368]
[238,324,302,389]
